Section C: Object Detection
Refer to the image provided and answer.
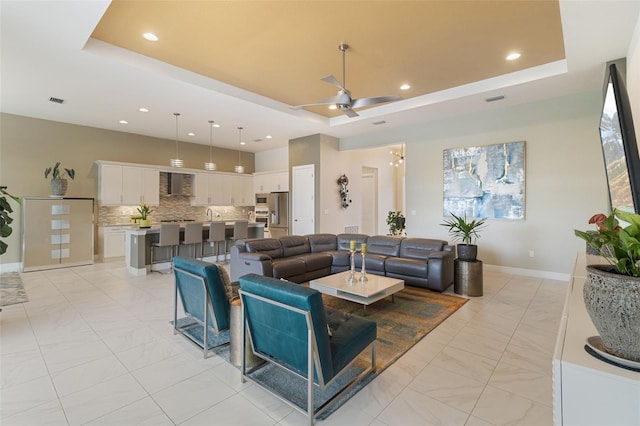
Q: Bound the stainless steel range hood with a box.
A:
[167,173,190,196]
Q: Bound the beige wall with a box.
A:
[340,90,607,277]
[0,113,254,265]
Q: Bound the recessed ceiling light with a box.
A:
[138,107,149,112]
[400,84,411,90]
[266,135,272,139]
[187,132,195,136]
[240,141,246,145]
[119,120,128,124]
[506,52,521,61]
[329,105,337,110]
[213,123,220,128]
[142,32,158,42]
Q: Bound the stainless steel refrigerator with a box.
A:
[268,191,289,238]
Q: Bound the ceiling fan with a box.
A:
[292,44,402,118]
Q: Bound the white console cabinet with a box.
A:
[552,253,640,425]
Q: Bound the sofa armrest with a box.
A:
[426,251,455,292]
[230,247,274,281]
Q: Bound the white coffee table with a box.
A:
[310,271,404,310]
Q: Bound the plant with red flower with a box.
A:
[575,209,640,277]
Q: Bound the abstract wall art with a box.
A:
[443,141,525,219]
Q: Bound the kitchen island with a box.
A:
[124,221,264,275]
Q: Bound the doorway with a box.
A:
[361,167,378,235]
[292,164,315,235]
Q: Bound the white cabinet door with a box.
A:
[99,164,124,205]
[274,171,288,192]
[254,174,266,194]
[103,227,126,258]
[241,175,253,205]
[141,168,160,205]
[192,172,210,206]
[122,166,143,205]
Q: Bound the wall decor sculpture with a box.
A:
[443,141,525,219]
[337,174,352,208]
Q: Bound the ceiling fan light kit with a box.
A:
[293,43,402,117]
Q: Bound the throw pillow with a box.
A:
[218,266,238,302]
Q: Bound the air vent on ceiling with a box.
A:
[372,120,387,125]
[485,95,505,103]
[49,97,65,104]
[253,138,263,142]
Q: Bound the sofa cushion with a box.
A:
[366,235,402,257]
[385,257,428,278]
[280,235,311,257]
[295,252,333,271]
[271,257,307,280]
[336,233,368,251]
[245,238,283,259]
[354,253,387,272]
[307,234,337,253]
[400,238,446,260]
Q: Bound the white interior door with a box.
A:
[292,164,314,235]
[362,171,378,235]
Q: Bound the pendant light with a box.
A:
[204,120,217,171]
[234,126,245,174]
[170,112,184,167]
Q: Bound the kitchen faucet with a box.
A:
[206,208,213,221]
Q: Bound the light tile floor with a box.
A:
[1,261,567,425]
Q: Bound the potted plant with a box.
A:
[575,209,640,362]
[137,202,153,228]
[44,162,75,196]
[441,212,487,261]
[386,211,406,236]
[0,186,21,255]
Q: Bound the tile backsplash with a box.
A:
[98,173,254,225]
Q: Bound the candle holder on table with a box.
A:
[348,249,357,284]
[360,253,368,282]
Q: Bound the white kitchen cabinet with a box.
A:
[192,172,211,205]
[99,164,124,205]
[98,163,159,206]
[231,175,253,205]
[101,226,127,258]
[253,170,288,194]
[192,173,252,206]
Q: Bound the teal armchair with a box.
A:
[238,273,377,425]
[173,256,232,358]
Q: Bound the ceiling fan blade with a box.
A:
[290,94,343,110]
[351,95,403,109]
[341,108,359,118]
[320,74,344,90]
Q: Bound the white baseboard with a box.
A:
[484,263,570,282]
[0,262,22,273]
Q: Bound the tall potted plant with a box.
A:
[386,211,406,236]
[575,209,640,362]
[441,212,487,261]
[0,186,21,255]
[44,162,75,196]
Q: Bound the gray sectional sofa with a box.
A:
[230,233,455,292]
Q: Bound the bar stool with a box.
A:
[151,224,180,271]
[181,222,204,259]
[226,220,248,262]
[208,222,227,263]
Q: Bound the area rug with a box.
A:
[239,286,467,419]
[0,272,28,307]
